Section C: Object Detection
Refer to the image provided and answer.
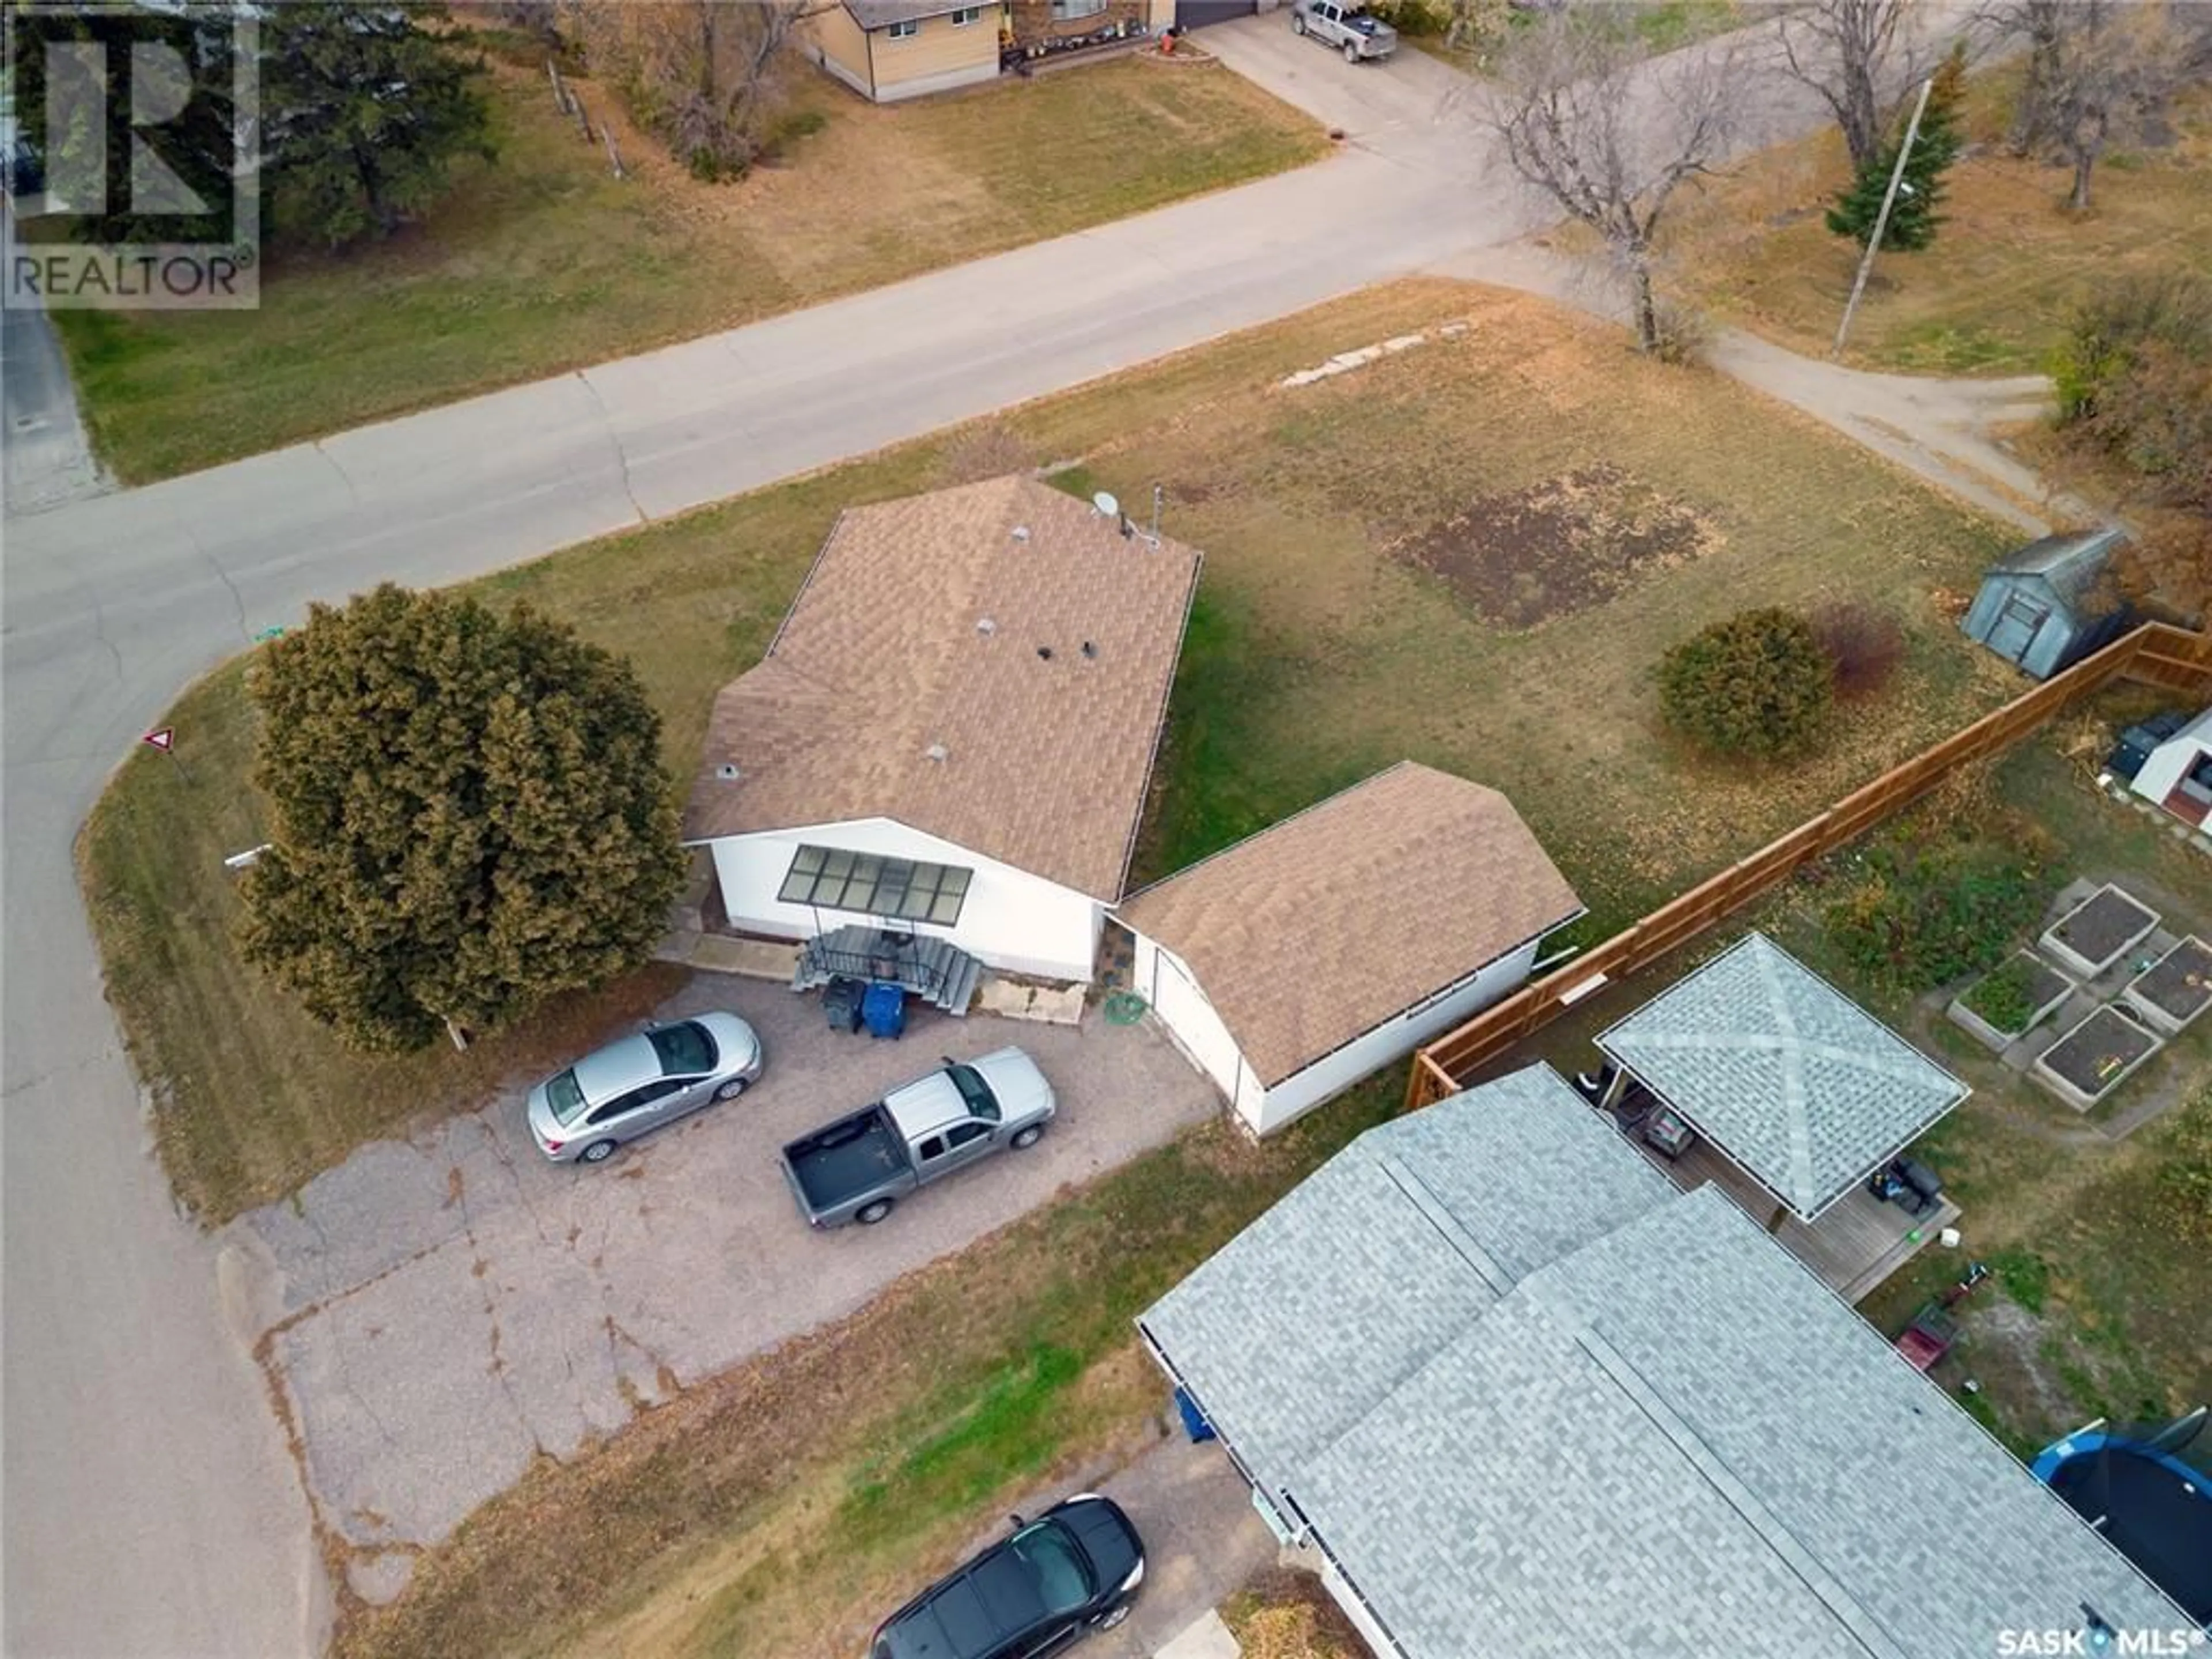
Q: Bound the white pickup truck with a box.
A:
[1291,0,1398,62]
[778,1047,1056,1229]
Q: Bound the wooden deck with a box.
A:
[1633,1134,1961,1304]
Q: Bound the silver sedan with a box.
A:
[526,1011,763,1164]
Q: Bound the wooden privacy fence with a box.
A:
[1406,621,2212,1112]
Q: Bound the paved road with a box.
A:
[232,980,1217,1588]
[0,13,1994,1656]
[0,205,107,516]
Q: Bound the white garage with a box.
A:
[1115,763,1583,1134]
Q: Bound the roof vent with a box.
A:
[1081,641,1097,659]
[924,743,949,763]
[1011,525,1030,543]
[976,616,998,637]
[1037,646,1054,661]
[715,763,740,782]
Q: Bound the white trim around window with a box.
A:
[950,4,983,23]
[885,17,919,36]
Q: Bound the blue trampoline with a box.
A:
[2033,1411,2212,1627]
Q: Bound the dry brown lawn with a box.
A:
[1665,75,2212,373]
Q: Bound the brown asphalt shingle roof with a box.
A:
[684,477,1201,903]
[1117,763,1582,1086]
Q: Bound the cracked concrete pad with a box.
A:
[274,1234,541,1547]
[246,1134,486,1318]
[237,976,1224,1549]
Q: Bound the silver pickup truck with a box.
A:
[779,1047,1056,1229]
[1291,0,1397,61]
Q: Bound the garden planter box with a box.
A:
[1946,952,2074,1051]
[2122,935,2212,1034]
[2039,884,2160,979]
[2031,1004,2163,1111]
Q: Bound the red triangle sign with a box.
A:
[143,728,175,752]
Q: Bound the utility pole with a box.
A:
[1832,75,1933,361]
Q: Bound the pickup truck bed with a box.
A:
[783,1107,906,1215]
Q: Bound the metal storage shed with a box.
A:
[1961,526,2131,680]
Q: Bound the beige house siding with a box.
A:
[872,8,1001,96]
[808,3,877,97]
[1147,0,1177,31]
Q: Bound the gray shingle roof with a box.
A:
[1596,933,1969,1221]
[1988,525,2128,611]
[1141,1069,2187,1659]
[846,0,972,28]
[1139,1066,1674,1506]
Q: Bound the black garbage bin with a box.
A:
[823,975,864,1034]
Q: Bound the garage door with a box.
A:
[1177,0,1259,26]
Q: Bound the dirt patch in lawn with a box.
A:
[1392,464,1721,628]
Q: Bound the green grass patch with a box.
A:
[841,1344,1085,1544]
[56,59,1325,483]
[1989,1245,2051,1315]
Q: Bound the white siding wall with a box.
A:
[1126,931,1266,1120]
[706,818,1101,982]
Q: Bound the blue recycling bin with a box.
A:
[1174,1387,1215,1444]
[861,981,907,1040]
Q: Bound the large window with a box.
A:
[1050,0,1108,17]
[778,846,973,926]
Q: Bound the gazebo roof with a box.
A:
[1596,933,1969,1222]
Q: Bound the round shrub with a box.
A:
[1658,607,1833,758]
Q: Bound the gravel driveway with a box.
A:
[221,972,1220,1566]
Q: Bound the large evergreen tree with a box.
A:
[260,2,493,247]
[1827,45,1966,254]
[238,585,685,1053]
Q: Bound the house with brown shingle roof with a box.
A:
[684,476,1200,994]
[1116,763,1583,1133]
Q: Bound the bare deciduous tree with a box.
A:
[1480,11,1740,354]
[568,0,824,180]
[1777,0,1919,172]
[2033,0,2184,211]
[1976,0,2066,154]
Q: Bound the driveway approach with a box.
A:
[230,977,1219,1571]
[2,13,1990,1655]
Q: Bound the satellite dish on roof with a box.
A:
[1092,491,1120,520]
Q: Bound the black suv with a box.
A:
[873,1494,1145,1659]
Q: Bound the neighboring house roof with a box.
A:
[1596,932,1968,1222]
[1140,1066,2186,1659]
[845,0,973,27]
[1142,1067,1675,1487]
[684,478,1201,903]
[1115,763,1582,1086]
[1986,525,2128,615]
